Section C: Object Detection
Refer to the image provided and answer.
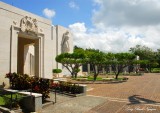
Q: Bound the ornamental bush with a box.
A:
[52,69,62,73]
[5,72,31,90]
[5,72,50,102]
[31,77,50,102]
[50,81,81,94]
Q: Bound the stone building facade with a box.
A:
[0,2,73,84]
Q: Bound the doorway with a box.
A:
[17,37,38,76]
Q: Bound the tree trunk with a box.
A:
[75,73,77,78]
[93,73,98,81]
[115,65,122,79]
[71,72,74,78]
[115,72,119,79]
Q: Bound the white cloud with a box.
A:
[69,22,160,52]
[69,23,87,33]
[93,0,160,27]
[69,1,79,9]
[43,8,56,19]
[69,0,160,52]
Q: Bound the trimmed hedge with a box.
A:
[52,69,62,73]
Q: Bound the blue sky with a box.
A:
[1,0,94,28]
[2,0,160,52]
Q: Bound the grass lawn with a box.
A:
[0,96,5,105]
[74,75,126,81]
[0,94,24,106]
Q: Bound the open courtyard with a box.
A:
[42,73,160,113]
[86,73,160,113]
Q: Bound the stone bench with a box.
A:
[18,91,42,112]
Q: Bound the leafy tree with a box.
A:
[55,52,86,78]
[85,49,106,81]
[129,45,157,72]
[106,53,136,79]
[154,49,160,67]
[129,45,154,60]
[74,46,85,54]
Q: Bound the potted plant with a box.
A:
[52,69,62,78]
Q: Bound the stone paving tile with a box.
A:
[86,101,126,113]
[42,73,160,113]
[86,97,160,113]
[87,73,160,102]
[42,96,106,113]
[85,73,160,113]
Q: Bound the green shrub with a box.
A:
[151,68,160,73]
[5,72,31,90]
[52,69,62,73]
[52,81,81,94]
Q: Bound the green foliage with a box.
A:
[151,68,160,73]
[74,76,127,81]
[129,45,158,71]
[56,52,86,78]
[51,81,81,94]
[105,52,136,79]
[52,69,62,73]
[74,46,85,54]
[31,78,50,102]
[5,72,31,90]
[85,49,106,80]
[129,45,155,60]
[0,93,24,109]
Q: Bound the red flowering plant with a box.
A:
[50,81,60,90]
[5,72,31,90]
[31,77,50,102]
[5,73,51,103]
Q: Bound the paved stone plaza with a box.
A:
[42,73,160,113]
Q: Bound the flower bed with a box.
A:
[5,72,50,102]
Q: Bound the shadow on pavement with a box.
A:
[128,95,160,105]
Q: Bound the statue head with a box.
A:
[65,31,69,35]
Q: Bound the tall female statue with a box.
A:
[61,31,70,53]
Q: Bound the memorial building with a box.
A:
[0,2,73,84]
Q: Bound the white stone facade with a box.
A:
[0,1,73,84]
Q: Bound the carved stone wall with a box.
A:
[20,16,38,35]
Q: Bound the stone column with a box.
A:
[102,67,105,74]
[109,65,112,73]
[39,36,44,78]
[87,64,90,75]
[10,26,19,73]
[35,39,40,77]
